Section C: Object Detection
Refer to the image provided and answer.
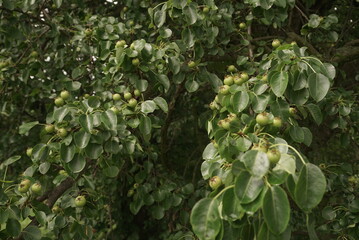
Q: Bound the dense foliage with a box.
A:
[0,0,358,239]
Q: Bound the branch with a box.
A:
[331,45,359,63]
[286,32,321,57]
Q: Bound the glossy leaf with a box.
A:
[190,198,221,240]
[222,188,244,221]
[306,103,322,125]
[19,121,39,134]
[295,163,327,212]
[85,143,103,159]
[241,150,269,178]
[153,97,168,113]
[263,186,290,234]
[68,154,86,173]
[74,129,91,148]
[232,91,249,113]
[32,144,49,162]
[269,71,288,97]
[53,107,69,123]
[234,171,264,204]
[60,143,76,163]
[79,114,94,133]
[101,110,117,130]
[308,73,330,102]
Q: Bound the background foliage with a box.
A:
[0,0,358,239]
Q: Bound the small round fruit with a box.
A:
[128,20,134,26]
[203,7,210,13]
[127,189,135,197]
[219,85,230,95]
[84,28,92,36]
[52,206,61,214]
[209,176,222,190]
[223,76,234,86]
[45,124,55,133]
[26,148,33,157]
[54,97,64,106]
[134,89,141,97]
[31,183,42,194]
[116,40,126,48]
[57,128,68,138]
[60,90,70,100]
[30,51,38,58]
[59,170,68,176]
[240,72,249,82]
[113,93,121,101]
[227,65,236,73]
[233,75,244,85]
[267,149,281,165]
[188,61,196,68]
[251,143,268,153]
[272,117,282,128]
[261,75,268,82]
[128,98,138,108]
[290,41,297,46]
[74,195,86,207]
[239,22,247,29]
[132,58,140,66]
[213,141,219,149]
[130,42,136,50]
[123,6,128,12]
[209,101,218,110]
[256,112,270,126]
[272,39,281,48]
[110,106,119,114]
[84,94,90,99]
[220,119,231,130]
[289,107,297,116]
[18,179,31,193]
[123,92,132,100]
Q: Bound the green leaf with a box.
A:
[168,57,180,75]
[202,143,218,160]
[68,154,86,173]
[101,110,117,130]
[38,162,50,174]
[234,171,264,204]
[23,225,41,240]
[6,218,21,237]
[79,114,94,133]
[32,143,49,162]
[295,163,327,212]
[156,74,170,92]
[269,71,289,97]
[54,0,62,8]
[53,107,69,123]
[19,121,39,135]
[302,127,313,147]
[232,91,249,113]
[103,166,120,178]
[263,186,290,234]
[60,143,76,163]
[182,28,194,48]
[74,129,91,148]
[153,97,168,113]
[139,115,152,136]
[154,3,167,27]
[87,96,101,108]
[141,100,157,114]
[289,126,304,143]
[173,0,187,9]
[185,79,199,92]
[308,73,330,102]
[222,188,244,221]
[34,211,47,226]
[85,143,103,159]
[305,104,322,125]
[1,155,21,167]
[183,4,197,25]
[151,205,165,220]
[241,150,269,178]
[190,198,221,240]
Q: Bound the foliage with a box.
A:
[0,0,358,239]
